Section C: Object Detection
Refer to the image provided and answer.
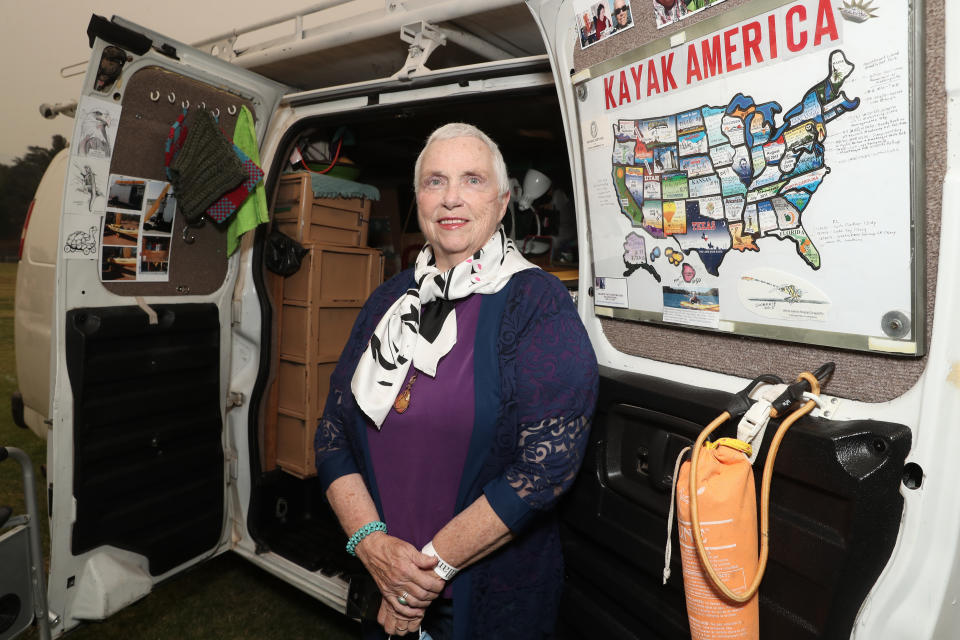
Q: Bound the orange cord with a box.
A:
[688,371,821,603]
[297,138,343,175]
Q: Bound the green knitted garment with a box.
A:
[170,110,244,221]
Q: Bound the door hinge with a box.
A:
[224,449,239,484]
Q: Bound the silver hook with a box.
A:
[167,91,176,103]
[227,105,237,115]
[199,101,206,111]
[213,107,220,118]
[181,99,190,109]
[150,90,160,102]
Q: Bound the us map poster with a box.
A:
[579,0,918,353]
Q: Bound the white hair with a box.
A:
[413,123,510,197]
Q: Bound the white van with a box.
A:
[10,1,960,638]
[12,148,67,441]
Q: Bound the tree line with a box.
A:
[0,135,68,245]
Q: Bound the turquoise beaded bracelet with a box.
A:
[346,521,386,556]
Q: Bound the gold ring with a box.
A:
[397,624,408,631]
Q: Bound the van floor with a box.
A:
[252,471,363,577]
[258,516,359,576]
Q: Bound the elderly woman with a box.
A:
[315,123,598,639]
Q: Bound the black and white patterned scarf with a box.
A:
[352,226,536,427]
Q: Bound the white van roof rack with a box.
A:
[193,0,525,67]
[61,0,533,85]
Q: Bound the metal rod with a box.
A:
[3,447,51,640]
[190,0,351,47]
[230,0,521,70]
[438,23,514,60]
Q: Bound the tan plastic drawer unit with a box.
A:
[272,172,371,246]
[266,242,384,478]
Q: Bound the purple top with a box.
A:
[367,294,481,594]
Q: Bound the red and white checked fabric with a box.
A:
[205,148,264,223]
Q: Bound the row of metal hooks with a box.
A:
[147,90,238,117]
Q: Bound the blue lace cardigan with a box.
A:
[315,267,599,640]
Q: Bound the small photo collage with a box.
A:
[100,175,176,282]
[575,0,635,49]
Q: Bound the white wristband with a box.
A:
[421,541,459,581]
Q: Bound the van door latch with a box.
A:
[228,391,245,408]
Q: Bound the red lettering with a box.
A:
[701,35,723,78]
[724,27,741,72]
[786,5,807,52]
[618,69,631,105]
[631,65,644,101]
[814,0,840,45]
[742,21,762,67]
[646,59,661,96]
[686,43,703,84]
[661,53,678,91]
[768,14,778,59]
[604,75,616,110]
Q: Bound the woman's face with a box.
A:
[615,2,630,26]
[416,136,508,271]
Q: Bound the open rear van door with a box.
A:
[46,16,287,636]
[529,1,920,638]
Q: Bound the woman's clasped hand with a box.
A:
[354,531,444,633]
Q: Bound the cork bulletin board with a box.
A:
[100,66,255,297]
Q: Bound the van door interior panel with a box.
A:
[64,304,224,576]
[558,368,911,639]
[102,67,254,297]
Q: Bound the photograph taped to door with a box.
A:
[653,0,730,30]
[579,0,923,355]
[576,0,636,49]
[138,180,176,282]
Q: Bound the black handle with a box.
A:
[812,362,837,386]
[0,446,8,463]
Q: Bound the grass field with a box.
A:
[0,263,359,639]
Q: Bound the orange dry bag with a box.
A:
[676,439,759,640]
[671,369,828,640]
